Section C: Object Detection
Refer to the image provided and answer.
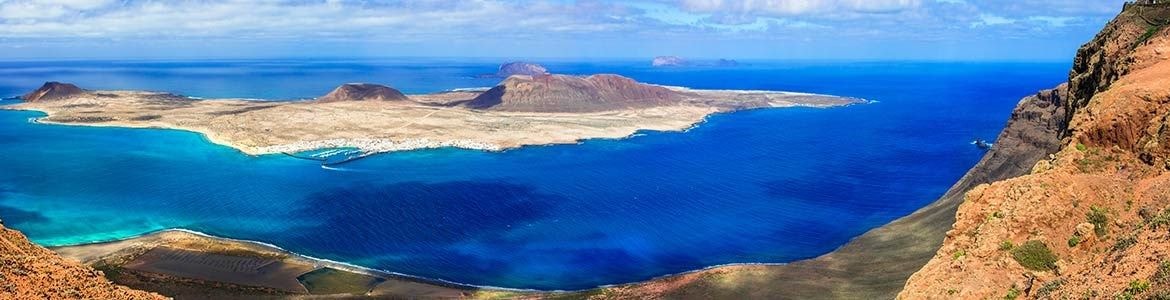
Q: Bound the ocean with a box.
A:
[0,59,1068,290]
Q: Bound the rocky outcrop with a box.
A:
[495,62,549,77]
[902,4,1170,299]
[714,59,738,67]
[21,82,85,102]
[465,74,682,112]
[651,56,687,67]
[0,220,164,299]
[316,83,408,102]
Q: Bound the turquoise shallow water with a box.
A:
[0,60,1068,290]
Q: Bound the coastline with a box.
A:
[19,102,865,294]
[3,93,863,160]
[50,227,797,294]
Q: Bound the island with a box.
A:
[4,74,861,157]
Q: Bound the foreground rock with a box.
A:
[316,83,408,102]
[902,4,1170,299]
[0,220,164,299]
[21,81,85,102]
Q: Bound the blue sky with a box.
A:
[0,0,1129,61]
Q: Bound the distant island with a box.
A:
[5,74,860,157]
[493,61,550,77]
[652,56,738,67]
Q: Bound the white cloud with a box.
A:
[0,0,650,40]
[678,0,922,15]
[970,14,1015,27]
[1027,16,1078,27]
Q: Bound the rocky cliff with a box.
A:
[465,74,682,112]
[901,3,1170,299]
[21,82,85,102]
[0,220,164,299]
[316,83,409,102]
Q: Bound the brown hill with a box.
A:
[21,82,85,102]
[0,220,164,299]
[902,3,1170,299]
[317,83,408,102]
[465,74,682,112]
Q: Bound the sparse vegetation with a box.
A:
[953,250,966,260]
[1011,240,1058,271]
[1154,260,1170,285]
[1135,24,1166,49]
[1068,235,1082,247]
[1036,279,1065,298]
[1004,286,1021,300]
[1000,240,1015,251]
[1077,143,1088,152]
[1117,279,1150,300]
[1088,206,1111,237]
[1151,209,1170,230]
[1113,236,1137,252]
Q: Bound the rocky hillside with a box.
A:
[901,3,1170,299]
[21,82,85,102]
[465,74,683,112]
[0,220,164,299]
[316,83,408,102]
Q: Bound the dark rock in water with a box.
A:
[715,59,739,67]
[496,62,549,77]
[652,56,687,67]
[22,82,85,102]
[466,74,682,113]
[317,83,409,102]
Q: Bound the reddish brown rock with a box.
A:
[317,83,408,102]
[902,4,1170,299]
[21,82,85,102]
[465,74,682,112]
[0,221,164,299]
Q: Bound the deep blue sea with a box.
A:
[0,59,1068,290]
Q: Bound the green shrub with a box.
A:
[1088,206,1110,237]
[1076,143,1088,152]
[1011,240,1058,271]
[1004,287,1020,300]
[1155,260,1170,285]
[1068,235,1082,247]
[1117,280,1150,300]
[1113,236,1137,252]
[1036,279,1065,298]
[1135,25,1166,49]
[1000,240,1015,251]
[1151,209,1170,230]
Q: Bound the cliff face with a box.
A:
[316,83,408,102]
[0,221,164,299]
[21,82,85,102]
[465,74,682,112]
[902,4,1170,299]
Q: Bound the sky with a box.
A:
[0,0,1132,61]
